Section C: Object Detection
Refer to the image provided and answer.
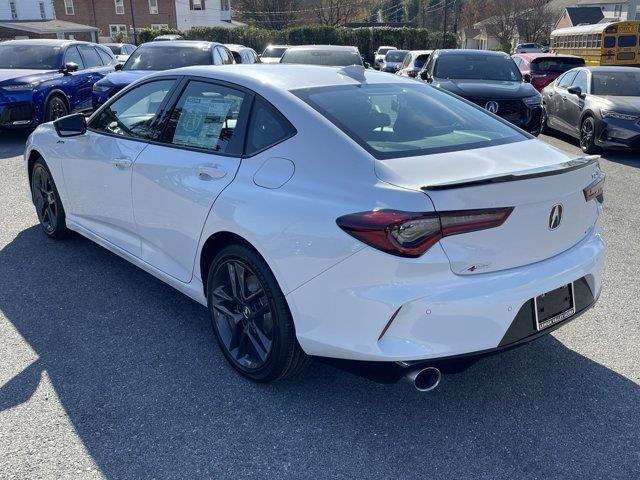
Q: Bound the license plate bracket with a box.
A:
[533,283,575,331]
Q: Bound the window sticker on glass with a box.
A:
[173,96,234,150]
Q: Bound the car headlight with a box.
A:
[522,95,542,107]
[601,110,639,121]
[2,82,39,91]
[93,84,112,93]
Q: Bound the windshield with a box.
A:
[385,51,408,62]
[378,48,394,55]
[0,44,61,69]
[531,57,584,73]
[435,54,522,81]
[123,46,212,70]
[261,47,287,58]
[294,83,526,160]
[107,45,123,55]
[592,71,640,96]
[281,49,363,67]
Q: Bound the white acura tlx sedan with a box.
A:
[25,64,605,389]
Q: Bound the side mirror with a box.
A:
[60,62,79,74]
[114,63,123,71]
[523,73,532,83]
[54,113,86,137]
[567,85,583,97]
[419,70,432,82]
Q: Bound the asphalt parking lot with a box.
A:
[0,129,638,479]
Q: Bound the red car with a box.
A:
[512,53,585,91]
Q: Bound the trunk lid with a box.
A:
[375,139,602,274]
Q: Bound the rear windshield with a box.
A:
[293,83,526,160]
[385,50,408,62]
[414,53,430,69]
[0,44,61,69]
[592,70,640,96]
[531,57,584,73]
[261,46,287,58]
[123,45,212,70]
[435,54,522,81]
[281,49,363,67]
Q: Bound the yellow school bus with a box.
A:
[550,21,640,66]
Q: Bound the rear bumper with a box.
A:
[287,225,604,362]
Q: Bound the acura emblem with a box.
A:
[485,101,499,113]
[549,204,563,230]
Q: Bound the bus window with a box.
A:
[618,35,638,47]
[603,36,616,48]
[597,34,602,47]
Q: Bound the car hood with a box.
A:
[99,70,155,87]
[0,69,59,84]
[596,95,640,112]
[434,79,537,99]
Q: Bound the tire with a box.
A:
[580,116,599,154]
[31,158,70,239]
[44,95,68,122]
[207,244,309,382]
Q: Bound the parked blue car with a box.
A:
[0,39,115,128]
[92,41,234,109]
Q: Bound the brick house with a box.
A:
[53,0,236,43]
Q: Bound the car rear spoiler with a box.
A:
[421,155,600,191]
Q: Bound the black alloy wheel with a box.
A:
[31,159,69,239]
[45,96,68,122]
[580,116,598,154]
[207,244,309,382]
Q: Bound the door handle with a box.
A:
[112,156,133,169]
[197,164,227,180]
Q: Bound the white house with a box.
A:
[174,0,237,30]
[0,0,55,21]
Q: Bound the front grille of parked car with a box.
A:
[8,104,34,122]
[466,98,524,116]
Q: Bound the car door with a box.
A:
[77,45,112,110]
[562,69,589,133]
[131,79,252,282]
[61,79,177,256]
[60,46,87,113]
[550,70,578,133]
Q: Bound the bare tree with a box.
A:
[234,0,301,29]
[314,0,367,26]
[517,0,556,43]
[482,0,520,52]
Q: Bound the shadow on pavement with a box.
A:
[545,129,640,167]
[0,130,31,160]
[0,226,638,479]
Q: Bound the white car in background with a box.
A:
[374,45,397,69]
[514,42,545,53]
[259,44,289,63]
[25,65,605,391]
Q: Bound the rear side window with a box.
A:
[572,70,589,92]
[414,54,429,69]
[245,98,296,155]
[162,81,247,154]
[79,46,103,68]
[96,48,114,65]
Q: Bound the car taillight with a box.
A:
[584,172,605,203]
[336,208,514,258]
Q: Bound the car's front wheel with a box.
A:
[207,244,309,382]
[44,96,68,122]
[580,116,599,154]
[31,159,70,239]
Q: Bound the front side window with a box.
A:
[0,44,61,69]
[434,54,522,82]
[294,83,527,160]
[123,45,213,70]
[572,70,589,92]
[591,70,640,96]
[79,46,103,68]
[64,0,74,15]
[558,71,578,88]
[63,46,85,69]
[91,80,175,139]
[149,0,158,14]
[115,0,124,14]
[245,98,296,155]
[162,81,246,154]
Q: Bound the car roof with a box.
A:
[514,53,581,60]
[103,42,135,47]
[1,39,93,47]
[410,50,433,55]
[286,45,359,52]
[378,46,396,49]
[437,49,509,57]
[264,45,289,48]
[585,66,640,72]
[141,40,219,49]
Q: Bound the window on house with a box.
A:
[9,0,17,20]
[64,0,74,15]
[191,0,204,10]
[109,24,127,38]
[151,24,169,30]
[39,1,46,19]
[220,0,229,11]
[115,0,125,15]
[149,0,158,14]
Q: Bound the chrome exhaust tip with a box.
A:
[404,366,441,392]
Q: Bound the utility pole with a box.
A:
[129,0,138,45]
[442,0,449,48]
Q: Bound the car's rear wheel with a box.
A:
[580,116,598,154]
[44,96,68,122]
[31,159,70,239]
[207,244,309,382]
